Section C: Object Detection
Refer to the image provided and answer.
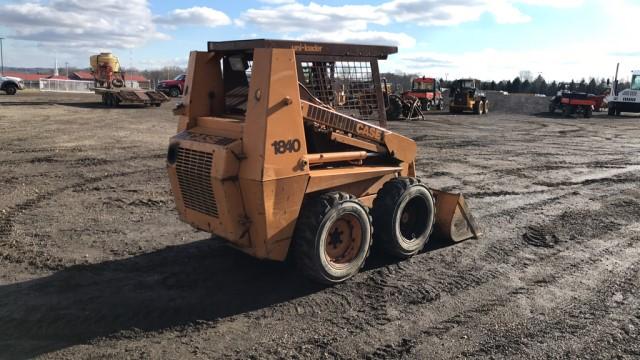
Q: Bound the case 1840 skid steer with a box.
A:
[167,39,480,283]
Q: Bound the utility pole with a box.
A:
[65,62,69,77]
[0,37,4,76]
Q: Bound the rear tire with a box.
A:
[293,192,372,284]
[608,105,615,116]
[562,105,572,117]
[482,101,489,114]
[372,177,436,259]
[584,106,593,118]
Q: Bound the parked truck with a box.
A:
[608,68,640,116]
[0,75,24,95]
[157,74,186,97]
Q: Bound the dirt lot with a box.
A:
[1,91,640,359]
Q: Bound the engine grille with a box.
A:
[175,147,218,218]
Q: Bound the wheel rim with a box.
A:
[399,196,429,241]
[324,213,363,267]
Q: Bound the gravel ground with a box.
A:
[1,91,639,359]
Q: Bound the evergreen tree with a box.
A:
[511,77,522,93]
[587,78,597,94]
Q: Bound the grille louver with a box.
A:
[175,147,218,218]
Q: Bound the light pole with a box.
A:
[0,37,4,76]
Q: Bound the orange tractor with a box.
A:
[167,40,480,283]
[402,77,444,111]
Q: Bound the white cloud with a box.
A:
[154,6,231,28]
[259,0,297,3]
[0,0,168,51]
[237,2,388,32]
[383,44,630,82]
[381,0,541,26]
[240,0,586,33]
[300,30,416,48]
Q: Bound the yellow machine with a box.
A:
[167,40,479,283]
[449,79,489,114]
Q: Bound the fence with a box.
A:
[39,78,93,93]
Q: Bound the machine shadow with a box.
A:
[0,238,323,359]
[364,234,459,270]
[0,233,460,359]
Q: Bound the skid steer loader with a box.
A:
[167,39,480,284]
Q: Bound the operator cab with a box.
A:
[631,72,640,91]
[411,78,438,93]
[205,39,397,125]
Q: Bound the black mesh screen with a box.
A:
[299,61,381,122]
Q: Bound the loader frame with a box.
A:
[167,40,479,283]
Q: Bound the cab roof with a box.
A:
[207,39,398,59]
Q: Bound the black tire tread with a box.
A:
[372,177,435,258]
[293,192,372,284]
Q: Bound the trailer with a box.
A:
[94,87,168,107]
[90,52,169,108]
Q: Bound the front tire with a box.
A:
[372,177,436,259]
[293,192,372,284]
[4,84,17,95]
[169,87,180,97]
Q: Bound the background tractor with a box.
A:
[167,39,479,284]
[449,79,488,115]
[402,77,444,111]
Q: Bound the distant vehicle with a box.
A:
[534,93,546,97]
[548,90,594,118]
[157,74,186,97]
[402,77,444,111]
[449,78,488,114]
[607,69,640,116]
[501,91,509,95]
[90,52,169,107]
[0,75,25,95]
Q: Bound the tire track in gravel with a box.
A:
[458,244,640,359]
[227,193,639,359]
[357,220,640,359]
[324,194,640,358]
[0,168,160,270]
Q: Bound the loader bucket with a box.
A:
[431,190,481,242]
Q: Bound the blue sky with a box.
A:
[0,0,638,81]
